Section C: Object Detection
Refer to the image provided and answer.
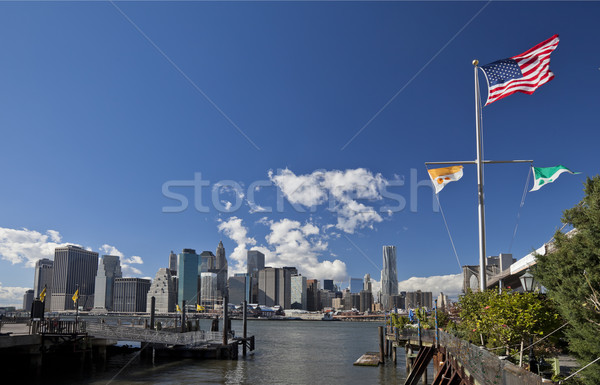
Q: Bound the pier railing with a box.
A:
[85,322,231,347]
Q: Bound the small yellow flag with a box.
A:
[40,287,47,303]
[196,304,205,311]
[176,304,181,312]
[72,289,79,303]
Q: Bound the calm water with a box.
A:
[45,320,429,384]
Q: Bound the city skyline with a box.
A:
[1,2,599,306]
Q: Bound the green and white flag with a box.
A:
[530,165,580,192]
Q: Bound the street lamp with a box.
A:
[519,269,536,293]
[519,269,538,373]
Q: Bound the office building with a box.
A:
[50,245,99,311]
[258,267,291,308]
[113,278,151,313]
[363,273,372,292]
[146,268,177,313]
[168,250,178,276]
[200,251,215,273]
[351,293,361,310]
[93,255,122,310]
[23,289,34,311]
[33,258,53,310]
[229,274,251,305]
[200,272,218,304]
[178,249,200,308]
[405,290,433,310]
[323,279,334,292]
[360,290,373,312]
[332,297,343,310]
[349,277,363,293]
[307,279,320,311]
[437,292,450,311]
[247,250,265,276]
[391,294,405,310]
[290,275,307,310]
[381,245,398,310]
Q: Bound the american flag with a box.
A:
[481,34,559,106]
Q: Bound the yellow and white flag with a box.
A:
[176,304,181,312]
[197,304,205,311]
[40,287,47,303]
[428,166,463,194]
[72,289,79,303]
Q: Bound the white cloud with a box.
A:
[398,274,463,299]
[269,168,387,234]
[219,217,348,282]
[0,282,30,307]
[218,217,257,275]
[124,255,143,265]
[0,227,77,268]
[99,244,124,258]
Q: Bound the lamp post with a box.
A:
[519,269,538,374]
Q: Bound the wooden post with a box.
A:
[222,295,228,346]
[384,334,388,357]
[242,300,247,357]
[181,300,186,333]
[393,345,397,364]
[406,344,413,374]
[378,326,384,364]
[150,296,155,330]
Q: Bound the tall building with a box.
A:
[349,277,363,293]
[247,250,265,276]
[178,248,200,308]
[437,292,450,311]
[93,255,122,310]
[381,245,398,310]
[199,251,216,273]
[229,274,251,305]
[50,245,99,311]
[210,241,228,299]
[257,267,291,308]
[23,289,34,311]
[33,258,53,310]
[405,290,433,310]
[290,275,307,310]
[320,290,336,309]
[168,250,178,276]
[146,268,177,313]
[359,290,373,312]
[200,272,218,304]
[363,273,372,292]
[323,279,334,292]
[216,241,227,271]
[113,278,151,313]
[306,279,320,311]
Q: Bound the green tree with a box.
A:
[534,175,600,383]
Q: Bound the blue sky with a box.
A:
[1,1,598,306]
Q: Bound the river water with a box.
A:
[48,319,428,384]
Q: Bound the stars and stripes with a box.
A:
[481,34,559,105]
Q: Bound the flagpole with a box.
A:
[473,59,487,292]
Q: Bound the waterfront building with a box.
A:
[306,279,320,311]
[146,268,177,313]
[33,258,53,310]
[229,274,251,305]
[247,250,265,276]
[214,241,229,298]
[405,290,433,310]
[178,249,200,308]
[113,278,151,312]
[351,293,361,310]
[290,275,307,310]
[257,267,291,308]
[342,290,352,310]
[200,272,218,306]
[363,273,372,292]
[323,279,334,292]
[349,277,363,293]
[93,255,122,310]
[168,250,178,276]
[23,289,34,311]
[381,245,398,310]
[359,290,373,312]
[320,289,336,309]
[50,245,99,311]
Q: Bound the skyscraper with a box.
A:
[178,248,200,308]
[199,251,216,273]
[93,255,122,310]
[381,245,398,310]
[257,267,291,308]
[113,278,151,313]
[307,279,320,311]
[200,272,218,304]
[290,275,307,310]
[50,245,99,311]
[23,289,34,311]
[323,279,334,292]
[168,250,178,276]
[229,274,251,305]
[33,258,53,310]
[212,241,228,298]
[247,250,265,276]
[146,267,177,313]
[363,273,372,292]
[349,277,363,293]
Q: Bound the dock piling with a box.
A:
[378,326,384,363]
